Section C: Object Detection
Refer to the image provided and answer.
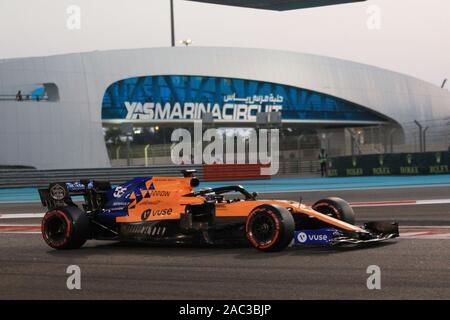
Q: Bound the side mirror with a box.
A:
[252,192,258,199]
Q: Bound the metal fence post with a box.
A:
[126,137,131,167]
[414,120,423,152]
[144,144,151,167]
[423,126,429,152]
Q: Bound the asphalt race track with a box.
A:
[0,185,449,299]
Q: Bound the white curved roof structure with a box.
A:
[185,0,366,10]
[1,47,449,169]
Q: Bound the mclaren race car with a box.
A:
[39,170,399,252]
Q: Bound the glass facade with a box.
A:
[102,75,388,123]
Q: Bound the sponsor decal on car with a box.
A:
[112,202,129,207]
[49,184,66,201]
[150,191,171,197]
[139,200,161,206]
[141,208,173,221]
[294,229,340,246]
[152,208,173,216]
[113,186,128,198]
[65,181,93,191]
[141,209,152,221]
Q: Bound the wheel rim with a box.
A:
[43,211,70,246]
[249,212,277,246]
[313,204,340,220]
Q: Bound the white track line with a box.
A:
[350,199,450,207]
[0,232,41,234]
[0,224,41,234]
[415,199,450,205]
[0,223,40,227]
[0,213,44,219]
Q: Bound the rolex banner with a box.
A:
[327,151,450,177]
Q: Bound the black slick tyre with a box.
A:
[246,204,295,252]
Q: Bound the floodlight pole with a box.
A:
[170,0,176,47]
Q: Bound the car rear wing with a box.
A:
[39,180,111,211]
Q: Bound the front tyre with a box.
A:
[246,205,295,252]
[41,206,90,250]
[312,197,355,225]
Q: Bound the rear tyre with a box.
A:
[312,197,355,225]
[246,205,295,252]
[41,206,90,250]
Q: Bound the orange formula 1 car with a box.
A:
[39,170,399,252]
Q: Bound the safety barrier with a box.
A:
[0,162,319,188]
[203,164,271,181]
[328,151,450,177]
[0,165,203,188]
[278,161,320,175]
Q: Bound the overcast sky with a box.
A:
[0,0,448,86]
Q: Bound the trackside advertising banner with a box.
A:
[328,151,450,177]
